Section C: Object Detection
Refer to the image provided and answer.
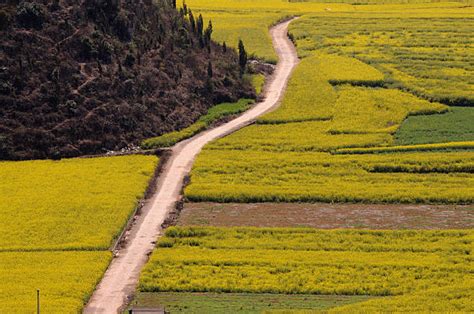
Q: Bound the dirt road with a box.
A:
[84,19,299,313]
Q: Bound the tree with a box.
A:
[207,61,213,78]
[189,10,195,33]
[196,14,203,36]
[16,2,46,30]
[183,0,188,15]
[204,20,212,51]
[222,41,227,53]
[238,39,247,76]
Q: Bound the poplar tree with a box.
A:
[238,39,247,76]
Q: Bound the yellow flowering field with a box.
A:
[0,155,158,251]
[187,150,473,203]
[0,251,111,313]
[138,227,474,310]
[186,54,472,204]
[0,155,158,311]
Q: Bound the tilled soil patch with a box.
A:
[179,202,473,229]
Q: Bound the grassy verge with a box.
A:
[246,73,266,96]
[129,292,370,313]
[142,99,254,149]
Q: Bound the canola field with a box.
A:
[0,155,158,312]
[290,13,473,106]
[186,55,473,204]
[139,227,474,311]
[182,0,473,204]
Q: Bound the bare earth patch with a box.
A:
[179,202,473,229]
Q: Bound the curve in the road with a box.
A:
[84,18,299,313]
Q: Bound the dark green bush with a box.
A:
[16,2,45,30]
[0,10,10,31]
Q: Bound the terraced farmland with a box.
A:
[133,2,474,311]
[0,155,158,312]
[290,13,474,106]
[186,53,473,204]
[2,0,473,312]
[138,227,474,311]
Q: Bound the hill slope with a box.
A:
[0,0,252,160]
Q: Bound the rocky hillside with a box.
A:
[0,0,252,160]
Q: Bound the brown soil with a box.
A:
[179,202,474,229]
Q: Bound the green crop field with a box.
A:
[0,155,158,312]
[395,107,474,145]
[131,292,369,313]
[138,227,474,311]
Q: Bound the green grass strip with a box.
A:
[141,99,254,149]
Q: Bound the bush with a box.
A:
[79,36,95,60]
[113,12,131,41]
[97,38,113,63]
[16,2,46,30]
[0,10,10,31]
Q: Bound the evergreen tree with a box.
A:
[207,61,213,78]
[189,10,195,33]
[238,39,247,76]
[204,20,213,51]
[183,0,188,15]
[222,41,227,53]
[196,14,203,36]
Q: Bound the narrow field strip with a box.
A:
[334,141,474,155]
[138,227,473,310]
[130,292,370,313]
[187,150,474,203]
[142,99,254,149]
[179,202,474,229]
[330,281,474,312]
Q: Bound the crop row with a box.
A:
[187,150,474,203]
[139,227,473,300]
[334,141,474,155]
[331,281,473,312]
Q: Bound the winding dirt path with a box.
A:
[84,19,299,313]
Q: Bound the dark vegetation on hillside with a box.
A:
[0,0,253,160]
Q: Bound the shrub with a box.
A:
[0,10,10,31]
[16,2,46,30]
